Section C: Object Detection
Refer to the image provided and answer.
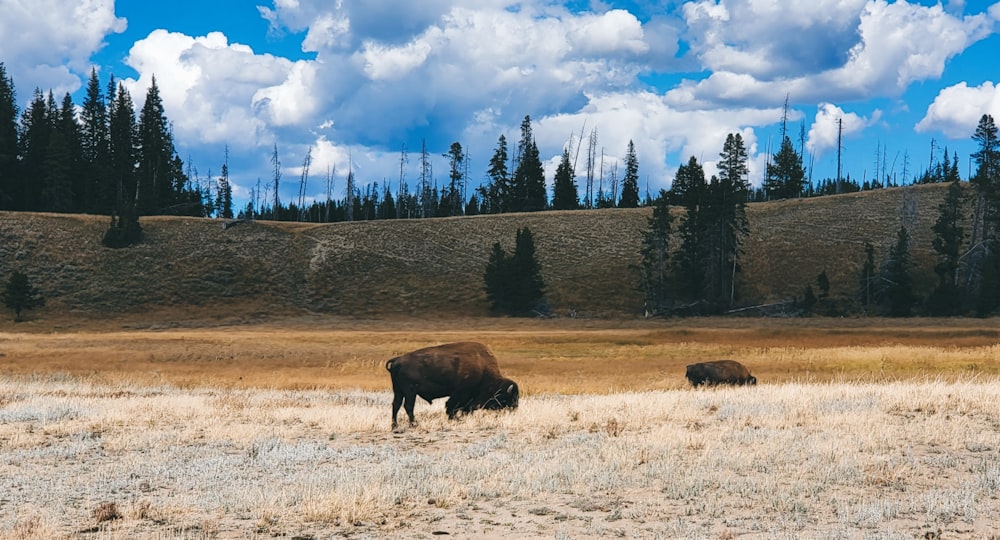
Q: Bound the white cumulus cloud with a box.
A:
[0,0,125,97]
[916,81,1000,138]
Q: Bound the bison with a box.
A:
[685,360,757,387]
[385,341,519,429]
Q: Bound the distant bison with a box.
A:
[386,341,519,429]
[685,360,757,387]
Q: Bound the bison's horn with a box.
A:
[506,384,515,394]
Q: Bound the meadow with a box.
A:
[1,316,999,539]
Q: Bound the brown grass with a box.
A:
[1,316,997,393]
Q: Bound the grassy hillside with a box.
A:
[0,183,958,321]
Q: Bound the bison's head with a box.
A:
[485,378,519,410]
[748,375,757,385]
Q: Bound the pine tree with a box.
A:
[619,140,640,208]
[672,157,709,306]
[137,76,180,214]
[484,134,510,214]
[2,270,44,322]
[884,226,916,316]
[17,88,52,210]
[80,68,111,213]
[927,180,965,315]
[0,62,17,209]
[969,114,1000,315]
[103,82,142,247]
[551,148,578,210]
[638,189,673,316]
[41,93,80,212]
[441,142,465,217]
[668,156,705,207]
[217,162,233,219]
[483,227,546,316]
[512,115,546,212]
[763,135,806,200]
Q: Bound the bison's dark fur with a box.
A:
[685,360,757,387]
[386,341,519,429]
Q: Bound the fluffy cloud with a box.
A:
[122,29,313,146]
[916,81,1000,138]
[807,103,880,156]
[670,0,995,107]
[0,0,125,97]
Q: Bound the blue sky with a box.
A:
[2,0,1000,210]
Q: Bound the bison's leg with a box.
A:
[445,397,459,420]
[391,391,404,429]
[403,393,417,426]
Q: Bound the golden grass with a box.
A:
[1,317,997,394]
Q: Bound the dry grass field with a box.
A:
[2,316,1000,538]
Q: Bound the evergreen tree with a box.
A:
[512,115,546,212]
[440,141,465,217]
[80,68,111,213]
[763,135,806,200]
[104,82,142,247]
[0,62,17,209]
[510,227,546,314]
[483,227,546,316]
[551,147,578,210]
[137,76,177,214]
[668,156,705,207]
[884,226,916,316]
[672,156,709,306]
[967,115,1000,314]
[2,270,44,322]
[109,82,137,210]
[705,133,750,310]
[41,93,80,212]
[638,189,673,316]
[216,162,233,219]
[483,134,510,214]
[619,140,640,208]
[17,88,52,210]
[927,180,965,315]
[484,242,514,314]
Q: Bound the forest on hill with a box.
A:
[0,181,995,323]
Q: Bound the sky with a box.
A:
[3,0,1000,211]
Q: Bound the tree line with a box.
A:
[636,115,1000,317]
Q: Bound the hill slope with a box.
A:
[0,183,956,321]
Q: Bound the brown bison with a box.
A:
[386,342,519,429]
[685,360,757,387]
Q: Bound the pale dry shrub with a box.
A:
[1,376,1000,538]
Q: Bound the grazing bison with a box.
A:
[685,360,757,387]
[386,341,519,429]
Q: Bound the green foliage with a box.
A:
[884,226,916,317]
[638,190,673,316]
[816,270,830,299]
[763,135,806,200]
[511,116,546,212]
[2,271,44,321]
[669,136,749,313]
[440,141,465,217]
[483,227,546,316]
[551,148,578,210]
[618,140,640,208]
[927,180,965,315]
